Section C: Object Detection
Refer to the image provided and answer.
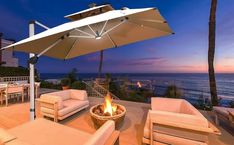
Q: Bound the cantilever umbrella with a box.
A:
[1,5,173,120]
[1,6,173,61]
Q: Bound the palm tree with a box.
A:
[98,50,104,77]
[208,0,218,106]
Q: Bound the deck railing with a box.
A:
[82,80,120,100]
[0,76,29,83]
[93,81,119,100]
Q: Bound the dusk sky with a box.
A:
[0,0,234,73]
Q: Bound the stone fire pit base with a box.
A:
[90,103,126,129]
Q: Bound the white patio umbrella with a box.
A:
[2,6,173,61]
[1,5,173,120]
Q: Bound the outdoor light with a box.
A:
[28,55,39,64]
[95,31,102,40]
[95,35,102,40]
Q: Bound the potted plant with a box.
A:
[61,78,71,90]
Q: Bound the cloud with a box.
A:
[175,65,203,69]
[125,57,167,66]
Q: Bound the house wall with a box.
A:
[0,33,2,65]
[0,38,19,67]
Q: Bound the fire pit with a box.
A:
[90,93,126,129]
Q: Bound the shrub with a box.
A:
[61,78,71,86]
[109,81,126,100]
[230,101,234,108]
[0,66,29,76]
[40,80,62,90]
[71,81,86,90]
[67,68,77,84]
[164,85,182,98]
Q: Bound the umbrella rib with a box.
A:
[129,18,166,24]
[37,37,65,57]
[69,35,94,39]
[65,39,78,59]
[100,20,108,35]
[107,33,117,48]
[87,25,97,36]
[74,28,95,37]
[101,19,127,36]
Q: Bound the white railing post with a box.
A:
[29,21,35,121]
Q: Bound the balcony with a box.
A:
[0,89,233,145]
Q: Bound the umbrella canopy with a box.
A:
[1,7,173,60]
[64,4,114,21]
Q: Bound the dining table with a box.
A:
[0,82,40,106]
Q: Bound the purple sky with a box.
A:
[0,0,234,73]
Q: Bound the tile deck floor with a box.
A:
[0,89,233,145]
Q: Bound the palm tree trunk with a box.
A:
[98,50,104,77]
[208,0,218,106]
[0,33,3,66]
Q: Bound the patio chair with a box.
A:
[4,84,24,106]
[37,89,89,122]
[0,89,4,105]
[0,118,120,145]
[0,84,7,105]
[142,97,220,145]
[213,106,234,127]
[23,82,41,101]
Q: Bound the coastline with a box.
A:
[40,73,234,101]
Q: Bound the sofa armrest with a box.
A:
[104,131,120,145]
[36,98,59,122]
[150,110,220,135]
[150,115,220,135]
[84,120,116,145]
[149,110,209,128]
[39,94,63,109]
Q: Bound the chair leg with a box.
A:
[22,91,24,103]
[54,116,58,122]
[0,92,2,105]
[5,94,8,107]
[17,94,20,102]
[215,114,219,125]
[150,121,153,145]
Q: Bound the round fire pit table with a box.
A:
[90,103,126,129]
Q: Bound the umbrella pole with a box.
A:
[28,20,50,121]
[29,21,35,121]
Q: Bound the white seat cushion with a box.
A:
[214,106,234,116]
[70,90,88,101]
[58,99,89,116]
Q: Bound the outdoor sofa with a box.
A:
[143,97,220,145]
[0,118,120,145]
[37,89,89,122]
[213,106,234,127]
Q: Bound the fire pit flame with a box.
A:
[103,93,117,116]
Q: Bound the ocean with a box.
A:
[40,73,234,105]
